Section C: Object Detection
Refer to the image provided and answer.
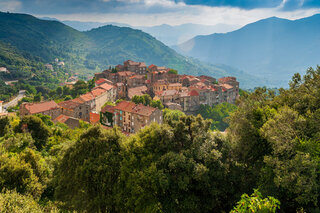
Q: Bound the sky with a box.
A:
[1,0,320,27]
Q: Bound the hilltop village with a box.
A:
[18,60,239,133]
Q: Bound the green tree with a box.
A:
[150,99,164,110]
[54,126,124,212]
[0,116,10,137]
[17,116,51,150]
[197,102,237,131]
[120,115,228,212]
[0,148,49,199]
[168,69,178,75]
[0,190,43,213]
[56,86,63,96]
[230,189,280,213]
[33,92,42,102]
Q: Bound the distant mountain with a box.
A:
[0,12,261,88]
[61,20,131,31]
[138,23,239,46]
[174,14,320,87]
[44,17,239,46]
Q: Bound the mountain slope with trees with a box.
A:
[0,12,262,88]
[174,14,320,87]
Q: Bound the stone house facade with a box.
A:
[20,101,61,119]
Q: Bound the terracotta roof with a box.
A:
[218,77,237,83]
[95,78,108,85]
[53,114,70,123]
[149,64,156,69]
[138,62,146,67]
[118,71,134,76]
[97,83,114,91]
[58,98,84,110]
[116,82,124,87]
[129,75,145,79]
[128,86,148,99]
[101,105,115,113]
[132,104,156,117]
[23,101,59,114]
[91,88,106,97]
[80,92,95,102]
[220,84,233,90]
[114,101,136,113]
[90,112,100,124]
[189,90,199,96]
[114,101,157,117]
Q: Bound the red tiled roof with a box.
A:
[218,77,237,83]
[58,98,84,110]
[80,92,95,102]
[138,62,146,67]
[24,101,59,114]
[189,90,199,96]
[97,83,114,91]
[91,88,106,97]
[132,104,156,117]
[128,86,148,99]
[118,71,134,76]
[90,112,100,124]
[149,64,156,69]
[114,101,136,113]
[95,78,106,85]
[53,114,70,123]
[101,105,115,113]
[129,75,145,79]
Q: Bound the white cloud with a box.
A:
[0,0,21,12]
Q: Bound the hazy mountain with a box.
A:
[138,23,239,46]
[61,20,131,31]
[0,12,261,88]
[174,14,320,87]
[43,17,239,46]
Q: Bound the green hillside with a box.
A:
[0,12,261,88]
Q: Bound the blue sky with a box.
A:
[1,0,320,26]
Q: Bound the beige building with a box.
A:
[111,101,163,133]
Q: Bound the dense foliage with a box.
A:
[0,66,320,212]
[131,94,164,109]
[197,102,237,131]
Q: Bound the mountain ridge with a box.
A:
[0,11,261,88]
[174,14,320,87]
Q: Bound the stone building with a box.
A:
[20,101,61,119]
[103,101,163,133]
[179,90,200,112]
[53,114,80,129]
[58,98,90,122]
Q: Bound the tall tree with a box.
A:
[54,126,124,212]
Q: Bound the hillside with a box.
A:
[0,12,261,88]
[138,23,239,46]
[174,14,320,87]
